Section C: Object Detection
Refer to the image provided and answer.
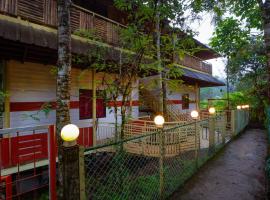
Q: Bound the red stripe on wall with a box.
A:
[107,101,140,107]
[10,100,196,112]
[167,100,196,104]
[10,100,140,112]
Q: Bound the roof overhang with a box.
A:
[193,39,221,60]
[180,67,225,87]
[0,14,126,66]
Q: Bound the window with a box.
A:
[79,89,106,120]
[182,94,189,110]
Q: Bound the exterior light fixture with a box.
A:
[241,105,245,109]
[237,105,241,110]
[154,115,165,128]
[191,110,199,119]
[208,107,216,115]
[61,124,80,146]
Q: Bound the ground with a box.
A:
[170,129,267,200]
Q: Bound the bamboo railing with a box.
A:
[92,110,249,157]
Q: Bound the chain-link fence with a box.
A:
[265,106,270,195]
[82,110,248,199]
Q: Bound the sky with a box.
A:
[190,13,227,78]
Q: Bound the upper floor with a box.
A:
[0,0,217,75]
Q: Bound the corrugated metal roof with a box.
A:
[181,68,225,87]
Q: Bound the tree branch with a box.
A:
[256,0,264,10]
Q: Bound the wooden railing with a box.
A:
[0,0,212,74]
[175,53,213,74]
[0,0,124,46]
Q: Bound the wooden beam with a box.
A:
[4,61,10,128]
[195,83,200,111]
[92,69,97,147]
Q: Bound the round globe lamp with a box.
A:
[154,115,165,129]
[61,124,80,147]
[208,107,216,115]
[237,105,241,110]
[191,110,199,119]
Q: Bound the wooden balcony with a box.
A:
[0,0,124,46]
[0,0,212,74]
[176,54,213,75]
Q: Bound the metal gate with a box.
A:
[0,125,57,199]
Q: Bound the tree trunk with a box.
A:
[57,0,72,198]
[156,0,164,114]
[263,0,270,102]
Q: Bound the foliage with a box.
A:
[190,0,263,30]
[200,91,247,110]
[210,18,250,58]
[209,16,267,121]
[200,85,226,101]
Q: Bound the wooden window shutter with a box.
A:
[182,94,189,110]
[79,89,106,120]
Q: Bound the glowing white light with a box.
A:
[208,107,216,115]
[237,105,241,110]
[154,115,165,128]
[61,124,80,142]
[191,110,199,119]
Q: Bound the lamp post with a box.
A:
[154,115,165,200]
[61,124,80,200]
[208,107,216,156]
[191,110,199,169]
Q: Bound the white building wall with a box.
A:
[140,75,198,113]
[7,60,139,128]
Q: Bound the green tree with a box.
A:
[191,0,270,102]
[210,18,267,121]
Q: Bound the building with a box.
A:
[0,0,223,129]
[0,0,228,198]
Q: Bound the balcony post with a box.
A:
[195,83,200,111]
[92,69,97,146]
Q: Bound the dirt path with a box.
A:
[170,129,267,200]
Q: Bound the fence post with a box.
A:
[62,144,80,200]
[208,116,215,155]
[230,110,236,137]
[79,147,86,200]
[221,113,226,144]
[194,120,199,169]
[48,125,57,200]
[159,128,165,199]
